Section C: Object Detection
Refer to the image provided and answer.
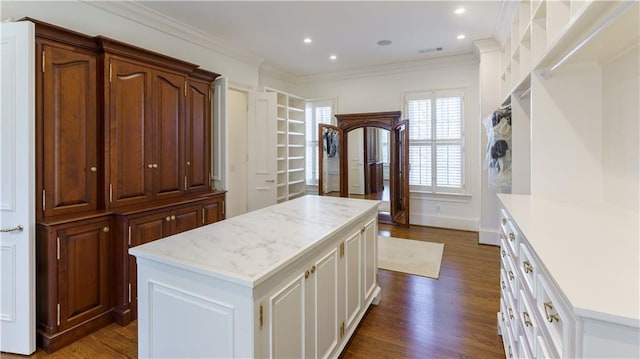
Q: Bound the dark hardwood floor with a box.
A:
[2,223,504,359]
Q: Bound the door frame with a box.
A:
[319,111,409,226]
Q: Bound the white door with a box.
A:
[348,129,365,195]
[247,92,276,211]
[212,76,227,191]
[0,21,36,355]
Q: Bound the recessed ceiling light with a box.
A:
[457,34,466,40]
[330,55,337,60]
[377,39,392,46]
[303,37,312,44]
[454,7,466,15]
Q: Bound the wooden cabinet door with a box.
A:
[39,41,98,218]
[185,79,211,193]
[127,212,169,319]
[57,218,111,332]
[153,69,185,201]
[203,195,225,225]
[107,57,154,208]
[171,204,201,234]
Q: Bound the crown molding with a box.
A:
[259,63,298,85]
[473,38,501,58]
[293,53,479,84]
[81,1,263,68]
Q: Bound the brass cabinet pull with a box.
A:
[508,345,513,358]
[544,301,560,323]
[501,218,507,225]
[508,307,514,319]
[90,166,97,172]
[103,227,109,232]
[501,281,506,290]
[523,260,534,274]
[0,225,23,233]
[310,265,316,274]
[509,232,515,241]
[166,216,171,222]
[522,311,533,327]
[148,164,154,168]
[508,271,514,280]
[501,250,506,257]
[304,270,310,279]
[171,215,176,221]
[153,163,158,168]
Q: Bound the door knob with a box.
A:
[90,166,97,172]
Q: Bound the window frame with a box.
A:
[403,89,468,196]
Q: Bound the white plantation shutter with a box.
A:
[305,101,334,185]
[406,91,465,194]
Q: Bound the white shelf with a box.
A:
[264,86,307,204]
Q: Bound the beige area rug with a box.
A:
[378,236,444,279]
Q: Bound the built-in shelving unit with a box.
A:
[265,87,307,203]
[497,1,639,357]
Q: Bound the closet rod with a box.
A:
[540,0,635,79]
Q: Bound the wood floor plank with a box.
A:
[1,223,504,359]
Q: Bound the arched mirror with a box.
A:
[318,111,409,226]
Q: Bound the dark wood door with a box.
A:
[108,57,154,208]
[391,121,410,227]
[172,204,201,234]
[185,79,211,193]
[57,218,112,332]
[153,70,185,201]
[203,195,225,225]
[127,212,169,319]
[40,41,98,218]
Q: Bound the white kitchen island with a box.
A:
[129,195,381,358]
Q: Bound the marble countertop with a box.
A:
[129,195,379,288]
[498,194,639,327]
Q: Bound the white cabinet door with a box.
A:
[269,272,306,358]
[343,229,362,331]
[0,21,36,355]
[312,248,339,359]
[362,218,378,302]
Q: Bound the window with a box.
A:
[305,99,335,185]
[405,90,465,194]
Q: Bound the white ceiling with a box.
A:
[133,1,506,78]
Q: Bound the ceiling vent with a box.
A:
[418,47,443,54]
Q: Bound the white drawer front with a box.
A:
[503,322,516,359]
[500,210,519,257]
[536,275,573,357]
[519,242,538,297]
[505,288,518,338]
[519,335,534,359]
[505,255,519,299]
[519,289,538,348]
[535,333,558,359]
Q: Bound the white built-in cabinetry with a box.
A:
[265,87,306,203]
[498,1,639,357]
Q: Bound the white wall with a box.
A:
[2,1,260,88]
[602,45,639,213]
[225,89,248,218]
[292,55,482,231]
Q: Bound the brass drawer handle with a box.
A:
[501,281,506,290]
[523,260,534,274]
[508,271,514,280]
[310,265,316,274]
[523,311,533,327]
[508,307,514,319]
[501,218,507,225]
[509,232,515,241]
[544,301,560,323]
[501,250,506,257]
[304,270,310,279]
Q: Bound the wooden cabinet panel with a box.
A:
[186,79,210,192]
[108,57,153,208]
[172,204,201,234]
[203,195,225,225]
[57,219,112,332]
[38,41,98,218]
[154,70,185,200]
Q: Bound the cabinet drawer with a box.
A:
[504,288,518,338]
[502,322,516,359]
[518,242,538,297]
[500,209,519,257]
[535,334,558,359]
[536,275,573,357]
[504,255,519,298]
[519,335,534,359]
[518,289,537,348]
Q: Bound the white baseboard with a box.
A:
[409,213,478,232]
[479,228,500,246]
